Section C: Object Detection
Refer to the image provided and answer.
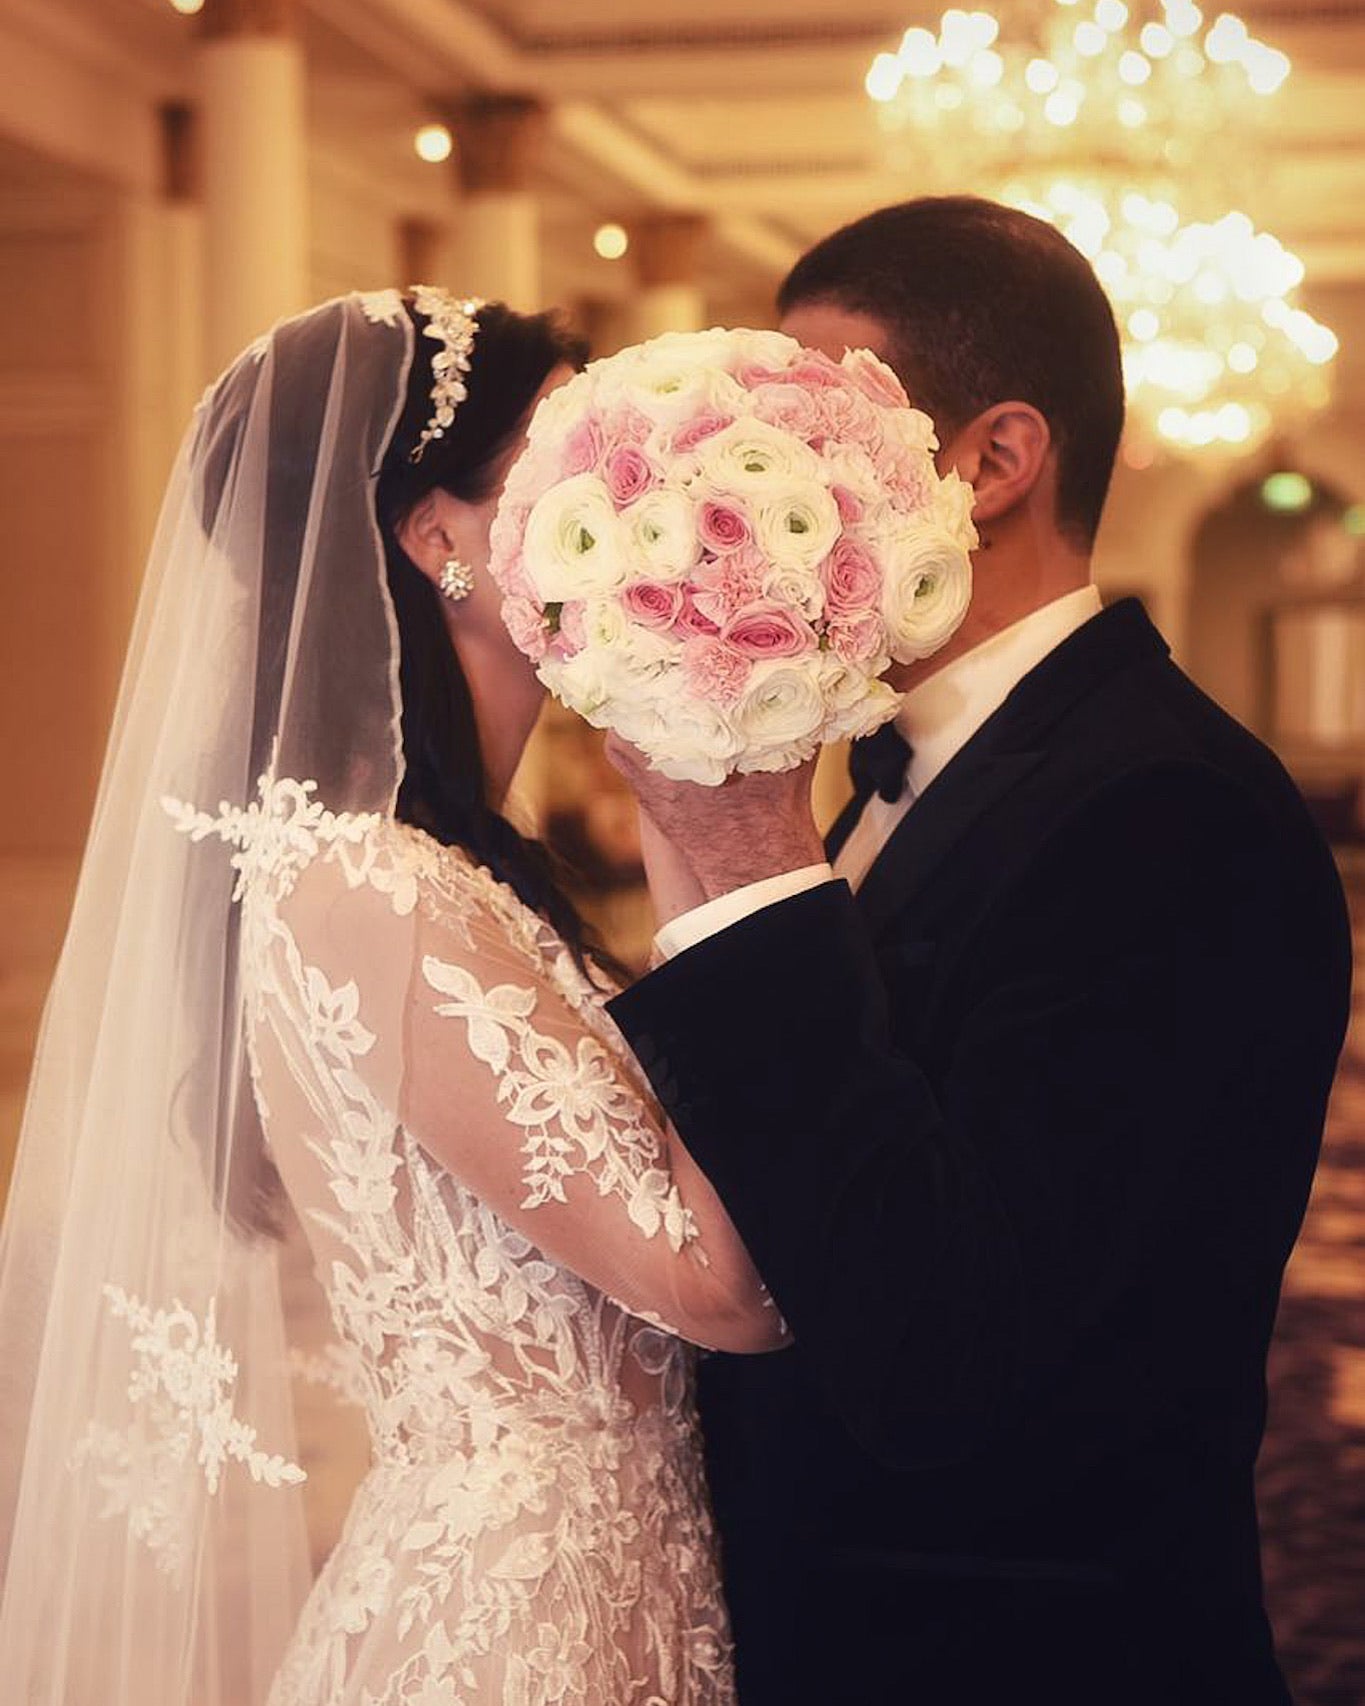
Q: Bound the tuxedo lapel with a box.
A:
[850,599,1168,941]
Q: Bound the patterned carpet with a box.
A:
[1260,861,1365,1705]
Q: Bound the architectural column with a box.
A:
[199,0,308,373]
[628,214,709,341]
[448,97,545,310]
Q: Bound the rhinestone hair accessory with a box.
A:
[408,286,485,463]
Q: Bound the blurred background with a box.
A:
[1,1,1363,1698]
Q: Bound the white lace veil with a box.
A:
[0,291,427,1703]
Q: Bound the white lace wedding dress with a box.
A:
[180,780,762,1705]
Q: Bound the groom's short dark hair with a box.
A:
[778,196,1125,548]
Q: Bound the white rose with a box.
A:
[821,445,883,507]
[880,525,974,664]
[523,474,628,601]
[695,420,822,498]
[762,563,826,622]
[752,482,842,574]
[545,650,615,726]
[932,468,979,547]
[623,488,699,581]
[732,659,826,771]
[733,327,805,369]
[887,406,940,458]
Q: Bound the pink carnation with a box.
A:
[603,405,653,447]
[822,537,882,619]
[842,347,909,410]
[814,385,882,452]
[832,485,865,525]
[670,409,733,454]
[697,500,752,554]
[502,596,549,662]
[604,444,659,505]
[789,354,848,390]
[722,602,817,660]
[681,637,753,706]
[736,362,796,390]
[828,611,886,666]
[563,418,605,477]
[748,382,820,438]
[622,580,685,631]
[692,547,767,626]
[555,600,588,655]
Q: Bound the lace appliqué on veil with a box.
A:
[70,1286,305,1579]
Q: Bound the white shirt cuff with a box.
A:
[653,864,835,961]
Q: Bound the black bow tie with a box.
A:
[849,722,912,805]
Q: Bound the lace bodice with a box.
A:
[165,779,778,1704]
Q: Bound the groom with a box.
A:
[606,197,1352,1704]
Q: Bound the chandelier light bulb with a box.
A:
[1074,21,1107,55]
[1204,13,1248,64]
[593,223,630,261]
[866,53,904,100]
[1095,0,1130,33]
[970,49,1006,87]
[899,27,941,76]
[1118,51,1152,85]
[1140,22,1173,56]
[1165,1,1203,39]
[414,123,454,164]
[1228,342,1258,373]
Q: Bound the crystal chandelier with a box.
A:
[865,3,1338,457]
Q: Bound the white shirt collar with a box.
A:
[896,585,1103,799]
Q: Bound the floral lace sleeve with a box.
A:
[281,822,786,1355]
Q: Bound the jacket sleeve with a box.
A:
[607,762,1328,1466]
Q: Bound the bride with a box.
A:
[0,289,785,1705]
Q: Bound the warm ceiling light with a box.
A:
[594,223,629,261]
[1260,471,1314,514]
[169,0,205,13]
[414,124,453,165]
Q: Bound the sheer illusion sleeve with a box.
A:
[278,826,786,1355]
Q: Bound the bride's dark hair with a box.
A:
[376,298,606,977]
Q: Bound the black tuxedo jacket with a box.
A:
[608,601,1351,1705]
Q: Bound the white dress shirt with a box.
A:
[654,585,1103,960]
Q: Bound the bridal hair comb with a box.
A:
[409,286,486,463]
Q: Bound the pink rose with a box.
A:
[673,593,722,638]
[502,596,549,661]
[622,579,685,631]
[692,547,767,626]
[748,383,820,438]
[721,602,817,660]
[563,418,605,477]
[670,409,733,454]
[822,537,882,618]
[681,637,754,707]
[697,500,752,555]
[842,347,909,409]
[604,444,659,505]
[828,611,886,666]
[832,485,865,525]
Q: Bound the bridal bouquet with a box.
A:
[489,327,976,782]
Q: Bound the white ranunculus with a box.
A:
[544,650,616,727]
[752,483,842,574]
[694,419,823,498]
[880,525,974,664]
[523,474,629,601]
[933,468,980,547]
[886,405,940,458]
[821,664,901,742]
[734,327,805,370]
[604,332,748,428]
[731,658,826,770]
[616,695,743,786]
[623,488,699,581]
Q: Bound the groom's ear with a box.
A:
[940,401,1052,530]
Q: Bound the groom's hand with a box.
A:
[604,734,825,903]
